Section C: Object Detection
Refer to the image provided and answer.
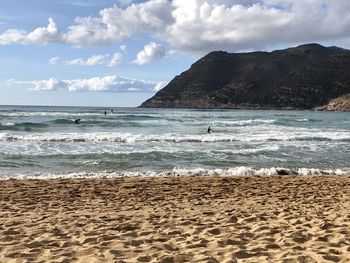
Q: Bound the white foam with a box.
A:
[297,168,345,176]
[212,119,275,126]
[217,145,280,154]
[0,112,105,117]
[0,133,9,140]
[0,143,283,156]
[1,130,349,143]
[171,167,282,176]
[171,167,349,176]
[4,123,15,126]
[1,167,348,180]
[0,132,231,143]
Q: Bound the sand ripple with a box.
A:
[1,175,350,262]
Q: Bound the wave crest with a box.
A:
[1,167,348,180]
[1,131,349,143]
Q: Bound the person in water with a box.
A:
[207,126,213,133]
[104,110,107,116]
[74,118,81,124]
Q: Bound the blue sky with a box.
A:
[1,0,350,107]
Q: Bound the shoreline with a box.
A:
[0,167,348,180]
[1,175,350,262]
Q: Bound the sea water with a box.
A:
[0,105,349,179]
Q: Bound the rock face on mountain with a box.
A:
[141,44,350,111]
[315,93,350,111]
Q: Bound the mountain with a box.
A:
[314,93,350,111]
[140,44,350,111]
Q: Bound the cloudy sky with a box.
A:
[1,0,350,106]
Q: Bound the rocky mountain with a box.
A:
[140,44,350,111]
[314,93,350,111]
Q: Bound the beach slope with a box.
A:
[1,175,350,262]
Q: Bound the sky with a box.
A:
[1,0,350,107]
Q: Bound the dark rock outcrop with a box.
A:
[314,93,350,111]
[140,44,350,111]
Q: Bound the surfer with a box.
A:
[104,110,107,116]
[74,118,81,124]
[207,126,213,133]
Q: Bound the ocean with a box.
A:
[0,105,349,179]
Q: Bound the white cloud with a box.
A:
[134,41,165,65]
[117,0,133,6]
[26,18,60,44]
[153,81,168,91]
[68,1,104,7]
[165,0,296,52]
[2,1,350,54]
[0,29,26,45]
[65,53,123,67]
[0,18,61,45]
[49,56,59,65]
[59,0,350,52]
[120,44,127,52]
[63,0,172,47]
[33,78,67,91]
[66,54,108,66]
[108,52,123,67]
[8,75,164,93]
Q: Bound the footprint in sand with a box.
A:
[137,255,152,262]
[124,239,144,247]
[109,249,123,257]
[296,255,317,263]
[25,241,43,249]
[207,228,221,235]
[163,243,179,252]
[82,237,98,245]
[218,238,242,247]
[233,250,254,259]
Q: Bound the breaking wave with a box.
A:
[0,166,348,180]
[1,131,349,143]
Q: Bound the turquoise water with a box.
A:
[0,105,349,179]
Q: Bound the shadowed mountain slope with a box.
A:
[141,44,350,111]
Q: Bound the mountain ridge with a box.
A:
[141,44,350,111]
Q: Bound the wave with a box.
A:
[171,167,349,176]
[0,132,233,143]
[50,119,166,128]
[0,146,282,158]
[1,131,349,143]
[0,118,165,131]
[116,114,161,120]
[212,119,275,126]
[211,117,322,126]
[0,111,107,117]
[0,122,13,127]
[51,118,78,125]
[0,111,162,119]
[1,166,348,180]
[0,122,49,131]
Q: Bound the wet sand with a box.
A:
[1,175,350,263]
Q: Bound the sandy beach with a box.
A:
[1,175,350,263]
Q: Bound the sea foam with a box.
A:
[1,130,349,143]
[0,167,348,180]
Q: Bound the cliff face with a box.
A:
[141,44,350,110]
[315,93,350,111]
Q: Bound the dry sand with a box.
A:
[1,175,350,263]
